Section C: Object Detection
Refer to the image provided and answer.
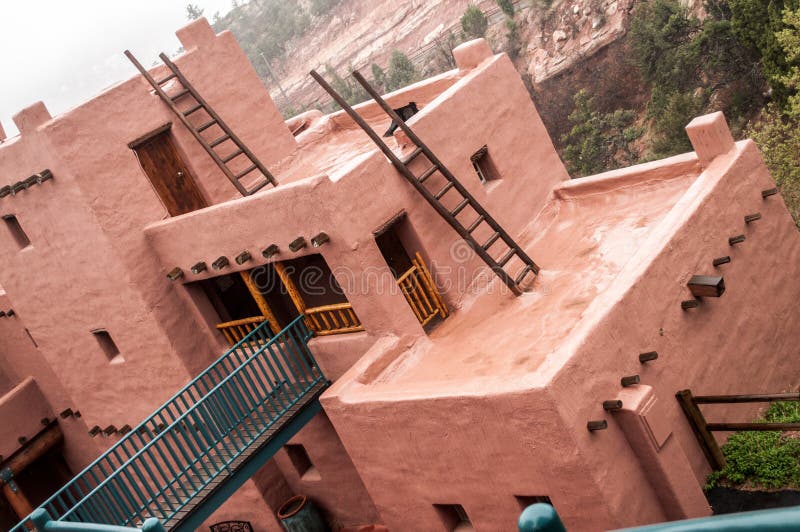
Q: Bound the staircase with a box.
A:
[125,51,278,197]
[310,70,539,296]
[11,317,328,532]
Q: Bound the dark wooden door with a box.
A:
[131,129,207,216]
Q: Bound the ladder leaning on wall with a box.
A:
[310,70,539,296]
[125,51,277,197]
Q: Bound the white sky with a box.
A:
[0,0,233,138]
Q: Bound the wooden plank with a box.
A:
[694,392,800,404]
[675,390,726,470]
[239,271,280,335]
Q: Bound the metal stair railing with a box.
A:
[29,508,165,532]
[12,317,327,531]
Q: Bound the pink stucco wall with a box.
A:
[1,14,798,532]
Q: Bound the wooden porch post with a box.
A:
[676,389,726,470]
[273,262,306,314]
[239,270,280,334]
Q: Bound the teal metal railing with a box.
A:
[13,316,326,531]
[29,508,165,532]
[518,503,800,531]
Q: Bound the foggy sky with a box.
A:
[0,0,232,137]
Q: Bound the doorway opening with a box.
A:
[129,124,207,216]
[374,213,448,329]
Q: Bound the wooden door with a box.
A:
[131,127,207,216]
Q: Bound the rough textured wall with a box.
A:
[548,140,800,528]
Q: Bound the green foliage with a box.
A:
[386,50,420,91]
[629,0,766,157]
[461,5,489,38]
[371,63,387,92]
[777,7,800,114]
[504,17,522,59]
[729,0,800,103]
[324,64,368,106]
[496,0,515,17]
[213,0,311,65]
[707,402,800,489]
[561,89,644,176]
[186,3,204,20]
[650,91,706,157]
[747,105,800,223]
[310,0,342,16]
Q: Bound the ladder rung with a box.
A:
[498,248,516,267]
[247,179,269,195]
[210,135,230,148]
[197,119,217,132]
[236,164,258,179]
[171,89,190,100]
[451,198,470,216]
[467,215,485,233]
[401,147,423,165]
[417,166,438,183]
[184,103,204,116]
[434,181,454,200]
[223,149,244,163]
[482,232,501,250]
[515,265,534,285]
[156,73,177,85]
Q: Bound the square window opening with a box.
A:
[3,215,31,249]
[515,495,553,511]
[284,444,320,481]
[434,504,473,531]
[92,329,123,363]
[470,145,499,184]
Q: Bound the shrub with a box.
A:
[461,5,489,38]
[386,50,420,91]
[496,0,515,17]
[707,401,800,489]
[561,89,643,177]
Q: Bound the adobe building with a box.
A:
[1,16,799,532]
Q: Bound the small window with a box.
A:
[92,329,123,363]
[434,504,473,531]
[470,145,499,184]
[515,495,553,511]
[284,444,320,481]
[3,214,31,249]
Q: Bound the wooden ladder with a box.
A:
[125,51,277,196]
[310,70,539,295]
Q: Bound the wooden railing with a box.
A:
[305,303,364,336]
[216,316,268,346]
[397,253,449,327]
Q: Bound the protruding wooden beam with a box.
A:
[190,262,207,274]
[262,244,279,259]
[712,256,731,267]
[587,420,608,431]
[728,234,746,246]
[166,267,184,281]
[681,300,699,310]
[688,275,725,298]
[744,213,762,223]
[602,400,623,411]
[235,251,252,265]
[288,237,306,252]
[762,187,778,198]
[621,375,640,387]
[639,351,658,363]
[212,256,229,270]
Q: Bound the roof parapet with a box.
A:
[453,38,494,70]
[176,17,217,51]
[685,111,735,167]
[0,121,6,143]
[12,101,52,136]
